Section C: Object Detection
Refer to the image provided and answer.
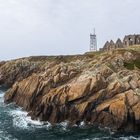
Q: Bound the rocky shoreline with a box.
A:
[1,46,140,132]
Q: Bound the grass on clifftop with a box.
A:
[124,60,140,70]
[85,51,103,56]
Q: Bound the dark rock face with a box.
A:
[0,59,40,87]
[2,47,140,132]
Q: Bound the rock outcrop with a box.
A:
[1,46,140,132]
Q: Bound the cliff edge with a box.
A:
[1,46,140,132]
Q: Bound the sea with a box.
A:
[0,88,140,140]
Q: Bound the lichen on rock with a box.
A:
[1,46,140,132]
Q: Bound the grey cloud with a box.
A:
[0,0,139,60]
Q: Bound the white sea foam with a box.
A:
[82,137,110,140]
[0,93,4,103]
[118,136,139,140]
[99,126,115,135]
[0,94,4,112]
[83,136,140,140]
[10,108,76,131]
[11,110,28,129]
[59,121,69,127]
[79,121,85,128]
[0,93,4,98]
[6,103,140,140]
[9,107,85,131]
[9,109,52,130]
[58,121,69,131]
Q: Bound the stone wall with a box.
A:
[102,34,140,51]
[123,35,140,47]
[101,38,123,51]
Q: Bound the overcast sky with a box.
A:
[0,0,139,60]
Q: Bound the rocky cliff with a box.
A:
[1,46,140,132]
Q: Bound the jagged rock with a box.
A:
[109,95,128,126]
[53,74,60,84]
[124,52,136,61]
[1,47,140,132]
[67,79,91,102]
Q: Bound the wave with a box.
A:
[0,130,17,140]
[0,93,4,98]
[9,107,83,131]
[118,136,139,140]
[82,136,139,140]
[9,108,140,140]
[3,110,140,140]
[9,109,52,130]
[1,89,140,140]
[0,92,4,103]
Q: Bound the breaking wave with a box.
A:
[9,109,52,130]
[1,89,140,140]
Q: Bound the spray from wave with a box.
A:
[1,89,140,140]
[9,109,52,130]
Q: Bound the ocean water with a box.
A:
[0,89,140,140]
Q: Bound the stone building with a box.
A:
[123,34,140,47]
[116,38,123,48]
[101,41,109,51]
[102,34,140,52]
[102,40,117,51]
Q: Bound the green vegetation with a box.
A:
[128,45,140,51]
[124,60,140,70]
[85,50,103,56]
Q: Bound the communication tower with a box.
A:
[90,29,97,51]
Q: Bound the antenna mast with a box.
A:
[90,28,97,51]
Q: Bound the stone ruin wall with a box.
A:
[101,34,140,51]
